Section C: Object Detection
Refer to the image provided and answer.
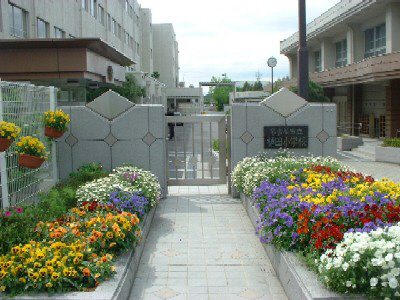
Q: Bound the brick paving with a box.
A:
[129,193,287,300]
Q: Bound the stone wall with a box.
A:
[231,88,337,176]
[56,91,167,197]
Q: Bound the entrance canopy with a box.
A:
[0,38,134,86]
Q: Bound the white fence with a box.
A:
[0,80,58,210]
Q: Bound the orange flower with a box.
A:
[83,268,90,277]
[112,223,120,232]
[101,256,107,263]
[88,236,97,243]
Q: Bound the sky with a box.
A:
[139,0,340,89]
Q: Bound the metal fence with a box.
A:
[0,80,58,210]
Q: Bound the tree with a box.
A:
[289,80,329,102]
[242,81,251,91]
[209,76,234,111]
[86,74,146,103]
[253,81,263,91]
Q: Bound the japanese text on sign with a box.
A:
[264,126,308,149]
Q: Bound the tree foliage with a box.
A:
[237,81,264,92]
[209,76,234,111]
[289,80,329,102]
[151,71,160,79]
[86,74,146,103]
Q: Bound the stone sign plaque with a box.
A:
[264,126,308,149]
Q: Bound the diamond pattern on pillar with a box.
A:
[65,134,78,147]
[317,130,329,143]
[103,132,118,146]
[240,131,254,144]
[142,132,156,146]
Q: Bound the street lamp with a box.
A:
[267,57,277,94]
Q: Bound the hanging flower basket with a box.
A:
[18,154,45,169]
[0,137,14,152]
[45,126,65,139]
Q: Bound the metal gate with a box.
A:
[166,115,230,186]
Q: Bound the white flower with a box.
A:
[370,277,378,287]
[342,262,349,271]
[385,253,394,262]
[346,281,352,287]
[389,277,398,289]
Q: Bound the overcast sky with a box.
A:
[139,0,340,88]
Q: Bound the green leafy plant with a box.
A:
[383,138,400,148]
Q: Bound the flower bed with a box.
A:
[233,154,400,299]
[0,165,161,297]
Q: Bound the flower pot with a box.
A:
[45,126,64,139]
[0,137,13,152]
[18,154,45,169]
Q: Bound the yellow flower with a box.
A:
[0,286,5,292]
[51,272,60,280]
[46,282,53,288]
[19,277,26,283]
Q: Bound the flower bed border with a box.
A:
[375,145,400,164]
[3,207,155,300]
[240,193,366,300]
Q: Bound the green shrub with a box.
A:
[212,139,219,151]
[383,138,400,148]
[0,163,108,255]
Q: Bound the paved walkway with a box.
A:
[129,192,287,300]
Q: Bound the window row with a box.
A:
[314,23,386,72]
[9,3,71,39]
[82,0,139,26]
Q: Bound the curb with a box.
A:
[3,207,156,300]
[240,193,366,300]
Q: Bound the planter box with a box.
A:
[240,193,365,300]
[4,207,156,300]
[375,146,400,164]
[337,136,363,151]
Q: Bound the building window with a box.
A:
[136,42,140,55]
[129,36,133,48]
[129,5,133,17]
[9,3,27,38]
[365,23,386,58]
[117,23,121,38]
[112,18,116,35]
[37,18,49,38]
[136,14,139,27]
[125,0,129,12]
[335,39,347,67]
[315,49,321,72]
[89,0,97,18]
[54,27,65,38]
[125,32,129,44]
[107,13,111,31]
[98,5,104,25]
[82,0,88,11]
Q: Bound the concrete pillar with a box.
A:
[386,2,400,53]
[321,38,335,70]
[350,24,364,63]
[354,84,363,135]
[385,79,400,137]
[346,26,354,64]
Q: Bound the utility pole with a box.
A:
[298,0,309,100]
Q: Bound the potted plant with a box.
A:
[16,136,47,169]
[0,121,21,152]
[43,109,70,138]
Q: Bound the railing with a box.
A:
[0,81,58,210]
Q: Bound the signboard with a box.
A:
[264,126,308,149]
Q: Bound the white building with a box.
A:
[229,91,270,104]
[281,0,400,138]
[166,87,203,115]
[152,24,179,88]
[0,0,179,106]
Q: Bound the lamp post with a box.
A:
[298,0,309,100]
[267,57,277,94]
